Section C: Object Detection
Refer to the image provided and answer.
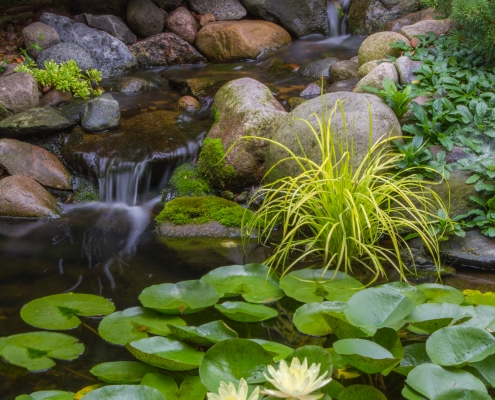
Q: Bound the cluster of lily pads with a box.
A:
[4,264,495,399]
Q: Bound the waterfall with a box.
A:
[327,0,351,37]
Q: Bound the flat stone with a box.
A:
[300,83,321,98]
[441,230,495,270]
[22,22,60,58]
[157,220,243,237]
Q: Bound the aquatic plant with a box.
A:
[207,378,259,400]
[197,138,236,189]
[243,102,451,281]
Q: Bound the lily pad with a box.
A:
[372,328,403,376]
[380,282,426,305]
[20,293,115,330]
[15,391,74,400]
[126,337,204,371]
[98,307,186,345]
[460,305,495,329]
[285,345,333,375]
[199,339,272,392]
[405,303,464,334]
[200,264,284,303]
[279,269,363,303]
[293,302,345,336]
[141,374,207,400]
[214,301,278,322]
[321,312,372,339]
[0,332,84,372]
[167,320,238,347]
[340,385,387,400]
[394,343,431,376]
[80,385,166,400]
[90,361,159,384]
[426,325,495,366]
[416,283,464,304]
[139,280,219,314]
[250,339,293,362]
[469,354,495,387]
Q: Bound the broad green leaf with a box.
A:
[126,337,204,371]
[199,339,272,392]
[345,287,415,333]
[139,280,219,314]
[285,345,333,376]
[380,282,426,305]
[394,343,431,376]
[373,328,403,375]
[416,283,464,304]
[15,391,74,400]
[469,353,495,387]
[293,302,345,336]
[321,313,372,339]
[214,301,277,322]
[0,332,84,371]
[426,325,495,366]
[200,264,284,303]
[402,384,428,400]
[74,384,105,399]
[249,339,293,361]
[90,361,159,384]
[333,339,397,374]
[167,320,238,346]
[459,305,495,329]
[340,385,387,400]
[320,379,345,399]
[405,303,464,334]
[98,307,186,345]
[279,269,363,303]
[141,374,207,400]
[405,363,488,399]
[80,385,166,400]
[20,293,115,330]
[435,388,491,400]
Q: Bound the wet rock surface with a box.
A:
[298,57,339,80]
[81,95,121,133]
[441,231,495,270]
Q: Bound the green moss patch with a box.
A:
[166,163,211,198]
[197,138,235,189]
[155,196,252,227]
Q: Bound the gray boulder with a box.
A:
[40,13,137,78]
[165,7,197,44]
[395,56,422,85]
[22,22,60,58]
[441,230,495,270]
[0,175,61,218]
[240,0,328,37]
[329,60,359,84]
[189,0,247,21]
[81,95,120,133]
[206,78,287,187]
[0,72,39,120]
[298,57,339,81]
[266,92,402,181]
[354,62,399,93]
[37,42,95,72]
[127,0,165,38]
[82,14,137,45]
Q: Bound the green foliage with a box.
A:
[165,163,211,199]
[155,196,252,227]
[197,138,235,189]
[455,195,495,237]
[15,59,102,99]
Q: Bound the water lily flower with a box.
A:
[207,378,260,400]
[262,357,332,400]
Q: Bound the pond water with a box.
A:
[2,33,495,398]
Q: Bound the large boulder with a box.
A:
[348,0,421,35]
[240,0,328,37]
[81,14,137,45]
[21,22,60,58]
[39,13,137,78]
[127,0,165,38]
[165,7,197,44]
[205,78,287,187]
[0,175,61,218]
[195,20,291,62]
[0,139,72,190]
[81,95,121,133]
[400,19,454,40]
[0,108,74,138]
[265,92,402,181]
[130,33,206,67]
[358,32,410,66]
[36,42,95,72]
[353,62,399,93]
[0,73,39,120]
[189,0,247,21]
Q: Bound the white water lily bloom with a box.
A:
[262,357,332,400]
[207,378,260,400]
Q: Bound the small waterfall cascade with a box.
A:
[327,0,351,37]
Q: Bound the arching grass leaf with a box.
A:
[15,391,74,400]
[0,332,84,372]
[249,339,293,361]
[416,283,464,304]
[200,264,284,303]
[293,302,345,336]
[98,307,186,345]
[167,320,238,347]
[90,361,159,384]
[214,301,278,322]
[20,293,115,330]
[126,337,204,371]
[141,374,207,400]
[340,385,387,400]
[139,280,219,314]
[405,303,464,334]
[80,385,166,400]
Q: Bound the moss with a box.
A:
[197,138,236,189]
[347,0,371,35]
[211,104,221,125]
[155,196,253,227]
[166,162,211,199]
[72,181,99,203]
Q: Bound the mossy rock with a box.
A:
[155,196,253,227]
[163,162,211,201]
[197,138,235,190]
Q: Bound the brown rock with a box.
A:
[178,96,200,112]
[400,19,454,40]
[39,88,72,108]
[358,31,410,66]
[0,175,61,218]
[0,139,72,190]
[0,72,40,118]
[21,22,60,58]
[200,13,215,28]
[195,20,291,62]
[165,7,197,44]
[387,8,435,32]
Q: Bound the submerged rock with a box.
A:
[0,73,39,120]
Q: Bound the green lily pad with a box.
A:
[373,328,403,376]
[214,301,278,322]
[126,337,204,371]
[344,287,415,333]
[15,391,74,400]
[20,293,115,330]
[405,363,488,400]
[90,361,159,384]
[199,339,272,392]
[469,353,495,387]
[98,307,186,345]
[200,264,284,303]
[416,283,464,304]
[0,332,84,372]
[167,320,238,347]
[394,343,431,376]
[280,269,364,303]
[426,325,495,366]
[321,312,372,339]
[139,280,219,314]
[405,303,464,334]
[340,385,387,400]
[249,339,293,361]
[293,302,345,336]
[285,345,333,375]
[380,282,426,305]
[459,305,495,329]
[333,339,398,374]
[80,385,166,400]
[141,374,207,400]
[435,388,492,400]
[401,384,428,400]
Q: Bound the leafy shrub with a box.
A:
[197,138,235,189]
[164,163,211,200]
